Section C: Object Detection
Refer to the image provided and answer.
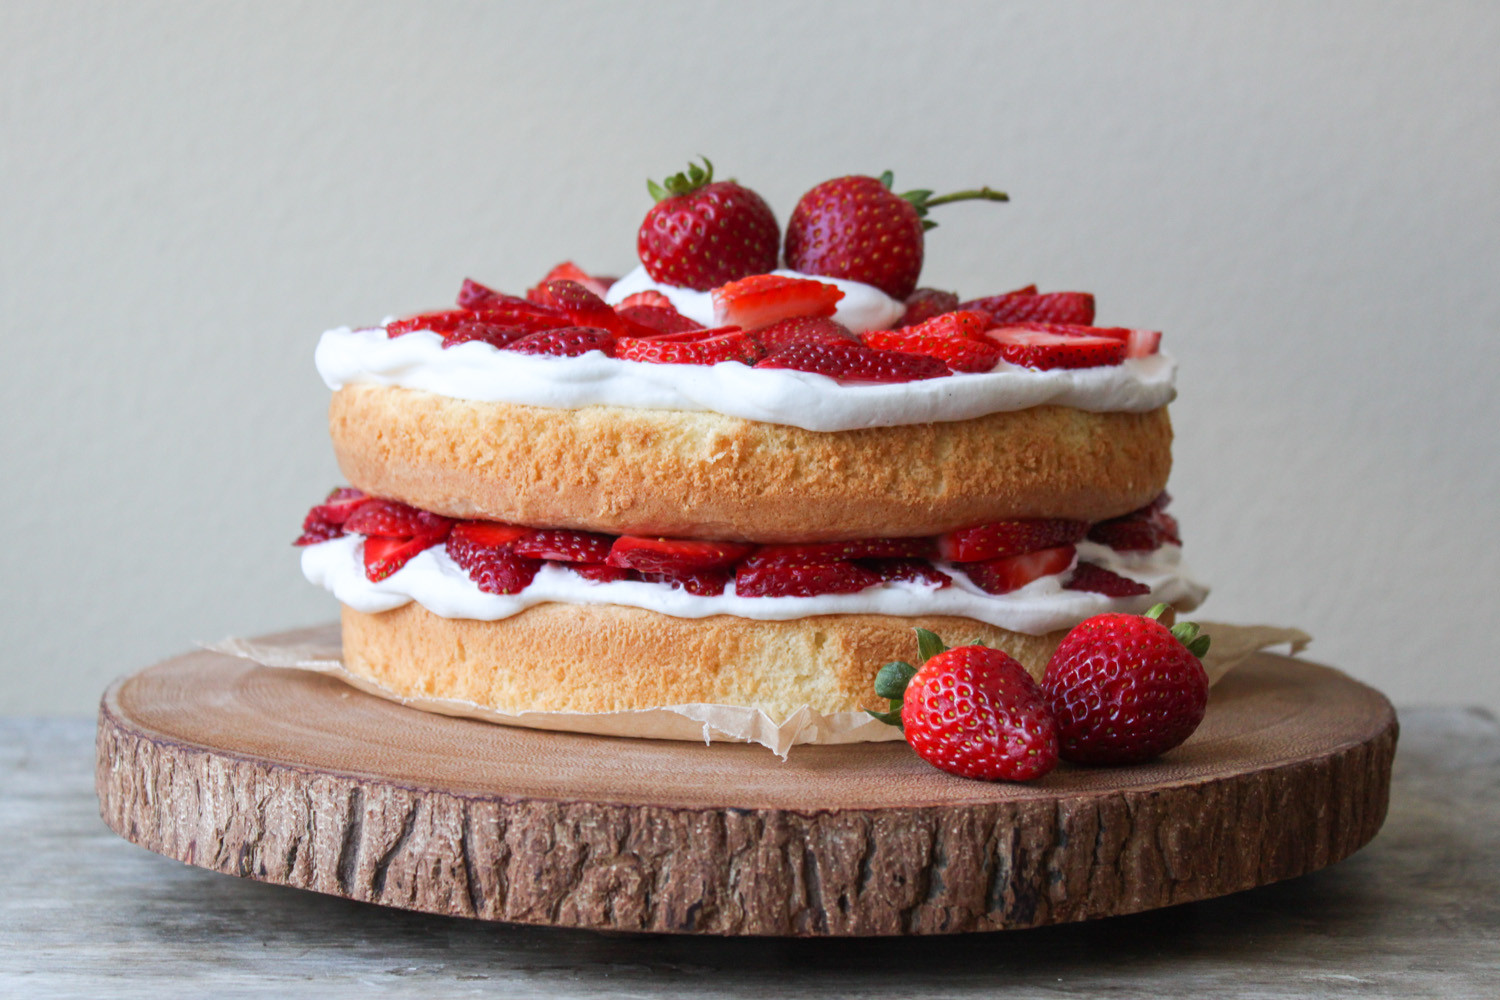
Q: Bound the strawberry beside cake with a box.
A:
[294,160,1206,726]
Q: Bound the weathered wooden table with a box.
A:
[4,709,1497,998]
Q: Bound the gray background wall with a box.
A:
[4,1,1496,714]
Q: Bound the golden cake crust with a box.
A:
[330,384,1173,542]
[341,603,1070,722]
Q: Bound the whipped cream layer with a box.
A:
[303,536,1207,636]
[316,327,1175,431]
[605,265,906,333]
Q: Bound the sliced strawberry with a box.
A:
[607,536,755,574]
[571,563,631,583]
[449,520,530,548]
[753,316,859,352]
[711,274,845,330]
[755,341,948,382]
[936,518,1089,562]
[619,289,674,309]
[294,517,344,546]
[1007,322,1162,359]
[294,487,372,545]
[861,559,952,588]
[504,326,616,357]
[363,535,442,583]
[734,556,882,598]
[1088,501,1181,551]
[959,545,1077,595]
[634,567,733,596]
[467,300,572,333]
[532,262,612,300]
[962,290,1095,326]
[345,499,454,540]
[386,310,470,337]
[445,534,542,594]
[457,278,501,309]
[512,529,614,564]
[897,288,961,327]
[752,537,934,563]
[614,305,704,335]
[441,321,531,350]
[1063,562,1151,597]
[985,327,1126,370]
[616,328,762,365]
[862,325,1001,373]
[528,279,637,334]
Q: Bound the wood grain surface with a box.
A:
[95,633,1397,936]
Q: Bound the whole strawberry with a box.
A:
[637,158,779,291]
[1042,604,1211,765]
[784,172,1008,300]
[869,630,1058,781]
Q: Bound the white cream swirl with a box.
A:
[315,327,1175,432]
[302,536,1207,637]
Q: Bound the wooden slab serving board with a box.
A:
[96,630,1397,937]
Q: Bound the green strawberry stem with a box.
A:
[878,170,1010,231]
[868,628,955,728]
[1146,603,1212,659]
[647,157,715,203]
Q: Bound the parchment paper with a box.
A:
[205,621,1310,758]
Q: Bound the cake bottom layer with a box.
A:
[340,603,1070,723]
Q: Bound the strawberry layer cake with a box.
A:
[294,162,1206,724]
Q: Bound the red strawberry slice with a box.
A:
[962,290,1095,326]
[614,305,704,335]
[902,309,992,340]
[755,341,948,382]
[533,261,612,300]
[1088,501,1181,551]
[861,559,952,588]
[616,328,762,365]
[606,536,755,574]
[634,567,733,596]
[363,534,447,583]
[386,310,470,337]
[619,290,675,310]
[862,326,1000,373]
[445,534,542,594]
[457,278,501,309]
[529,280,623,328]
[752,537,935,563]
[985,327,1126,370]
[936,519,1089,562]
[512,529,614,564]
[1063,562,1151,597]
[959,545,1077,595]
[734,556,882,598]
[1006,322,1162,359]
[344,499,454,540]
[897,288,961,327]
[753,316,859,351]
[294,487,372,545]
[571,563,631,583]
[441,321,531,350]
[450,520,530,548]
[711,274,845,330]
[504,326,616,358]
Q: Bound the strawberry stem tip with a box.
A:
[647,156,715,203]
[1146,603,1212,659]
[878,170,1009,232]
